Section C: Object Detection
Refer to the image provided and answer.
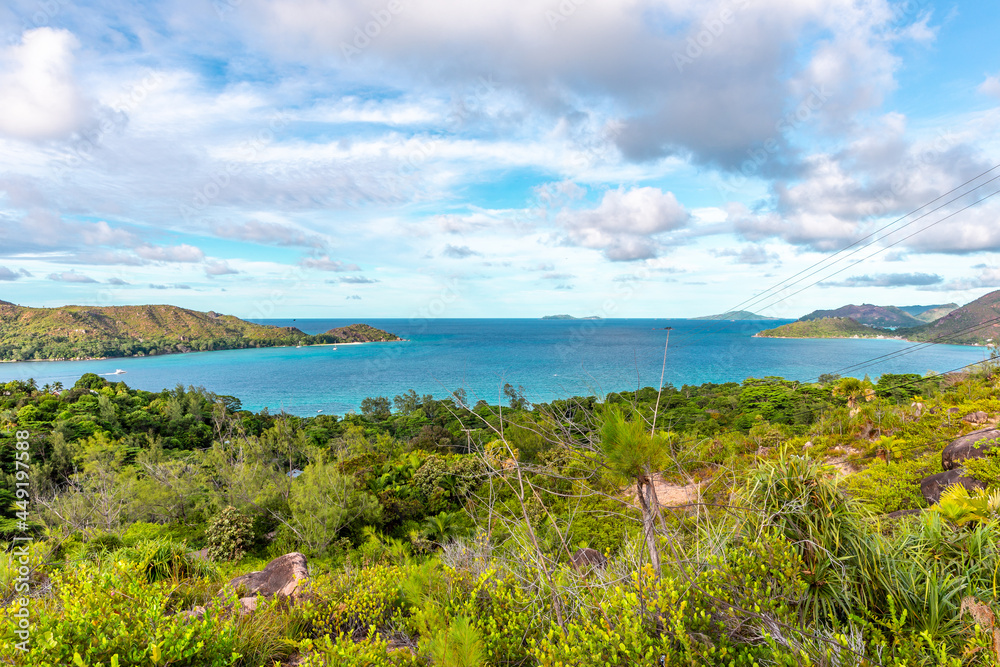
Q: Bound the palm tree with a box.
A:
[832,377,875,416]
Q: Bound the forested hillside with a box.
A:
[0,302,399,361]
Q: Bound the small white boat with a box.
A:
[112,369,127,375]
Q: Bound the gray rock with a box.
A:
[238,596,258,616]
[226,552,308,599]
[963,411,990,424]
[920,470,986,505]
[941,428,1000,470]
[570,547,607,572]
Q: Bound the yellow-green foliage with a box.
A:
[298,564,406,640]
[842,452,939,512]
[297,632,418,666]
[455,569,541,665]
[0,560,242,666]
[529,567,676,667]
[963,452,1000,489]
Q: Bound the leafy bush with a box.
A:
[0,560,241,666]
[297,632,418,666]
[207,506,254,562]
[841,452,938,513]
[84,533,125,557]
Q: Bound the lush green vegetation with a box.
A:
[799,304,925,328]
[3,364,1000,665]
[756,316,887,339]
[0,302,400,361]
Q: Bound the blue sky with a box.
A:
[0,0,999,318]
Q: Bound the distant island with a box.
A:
[693,310,782,321]
[755,292,999,345]
[541,314,603,320]
[0,302,401,362]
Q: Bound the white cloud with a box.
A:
[299,255,361,271]
[0,29,88,140]
[442,244,480,259]
[557,187,689,260]
[211,220,328,248]
[48,271,97,283]
[979,74,1000,99]
[135,244,205,263]
[205,260,240,276]
[0,266,29,281]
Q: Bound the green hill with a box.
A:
[898,303,958,320]
[910,303,959,323]
[0,302,399,361]
[799,304,922,328]
[755,317,887,339]
[693,310,782,321]
[905,291,1000,345]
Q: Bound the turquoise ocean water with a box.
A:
[0,319,989,416]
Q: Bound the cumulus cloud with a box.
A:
[48,271,97,283]
[0,266,29,281]
[729,115,997,252]
[557,187,688,261]
[149,283,192,290]
[107,277,130,285]
[821,272,943,288]
[346,294,362,300]
[135,244,205,263]
[300,255,361,271]
[933,267,1000,291]
[211,220,328,248]
[339,276,379,284]
[243,0,922,172]
[0,28,89,140]
[205,260,239,276]
[442,244,480,259]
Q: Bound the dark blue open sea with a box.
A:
[0,319,989,416]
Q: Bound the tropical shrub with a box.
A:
[207,506,254,562]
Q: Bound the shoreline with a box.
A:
[753,333,988,347]
[0,338,408,364]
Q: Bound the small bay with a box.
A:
[0,318,988,416]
